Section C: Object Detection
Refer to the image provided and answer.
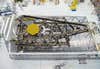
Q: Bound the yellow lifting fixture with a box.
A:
[40,0,47,4]
[69,0,78,11]
[26,23,40,35]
